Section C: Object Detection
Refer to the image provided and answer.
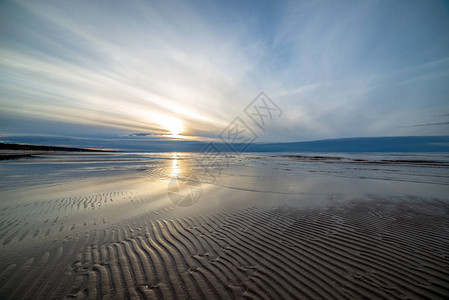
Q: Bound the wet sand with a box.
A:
[0,152,448,299]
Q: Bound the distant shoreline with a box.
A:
[2,136,449,153]
[0,142,107,152]
[0,143,108,160]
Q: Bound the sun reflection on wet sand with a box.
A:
[170,153,181,178]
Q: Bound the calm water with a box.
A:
[1,152,448,199]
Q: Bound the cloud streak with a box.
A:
[404,122,449,127]
[1,0,449,146]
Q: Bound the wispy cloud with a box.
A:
[1,0,448,145]
[403,122,449,127]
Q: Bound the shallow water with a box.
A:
[1,151,448,190]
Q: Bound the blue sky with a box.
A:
[1,0,448,149]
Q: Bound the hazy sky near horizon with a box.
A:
[1,0,449,147]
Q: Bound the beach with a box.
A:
[0,152,448,299]
[2,0,448,298]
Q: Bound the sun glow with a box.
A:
[156,116,184,135]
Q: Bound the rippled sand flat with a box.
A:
[0,152,448,299]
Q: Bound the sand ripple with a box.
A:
[1,194,448,299]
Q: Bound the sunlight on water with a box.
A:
[170,153,181,178]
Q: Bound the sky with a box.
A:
[1,0,449,149]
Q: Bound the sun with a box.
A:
[157,116,184,135]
